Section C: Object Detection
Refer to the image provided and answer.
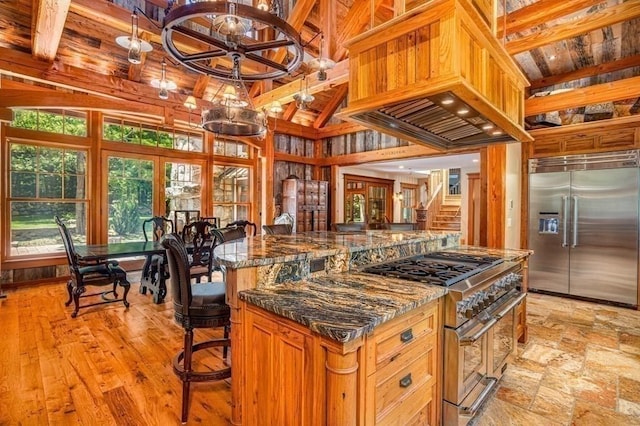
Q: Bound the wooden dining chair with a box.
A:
[55,216,130,318]
[141,216,174,303]
[162,234,231,423]
[225,220,257,236]
[181,219,217,283]
[262,224,293,235]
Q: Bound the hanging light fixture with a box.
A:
[115,11,153,64]
[162,0,302,81]
[293,76,315,110]
[201,54,267,137]
[151,59,177,99]
[308,34,335,81]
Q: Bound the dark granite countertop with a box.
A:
[239,272,447,343]
[213,230,460,268]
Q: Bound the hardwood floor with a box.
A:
[2,279,639,425]
[0,274,232,425]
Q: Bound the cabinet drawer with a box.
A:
[377,379,436,425]
[373,301,438,366]
[374,343,436,419]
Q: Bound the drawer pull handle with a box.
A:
[400,329,414,343]
[399,373,412,388]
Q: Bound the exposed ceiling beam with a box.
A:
[506,1,640,55]
[253,59,349,108]
[247,0,315,98]
[0,46,209,120]
[313,84,348,129]
[496,0,602,38]
[334,0,386,61]
[530,54,640,90]
[525,75,640,116]
[282,103,298,121]
[317,141,440,167]
[32,0,72,60]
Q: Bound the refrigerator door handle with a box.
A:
[562,195,569,247]
[572,195,579,248]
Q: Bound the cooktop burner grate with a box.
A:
[362,252,504,286]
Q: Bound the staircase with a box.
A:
[429,202,461,232]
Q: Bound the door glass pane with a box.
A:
[401,188,415,222]
[108,156,153,242]
[165,162,202,219]
[213,165,250,226]
[368,186,387,224]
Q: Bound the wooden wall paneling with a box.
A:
[1,122,7,264]
[486,144,506,248]
[89,111,102,244]
[466,172,480,246]
[264,131,275,224]
[520,141,530,250]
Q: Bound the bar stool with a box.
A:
[162,234,231,423]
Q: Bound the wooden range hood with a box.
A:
[338,0,533,151]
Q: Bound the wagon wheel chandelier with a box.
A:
[162,0,304,81]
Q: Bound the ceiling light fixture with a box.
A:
[308,34,336,81]
[201,54,267,137]
[161,0,303,81]
[151,59,177,99]
[116,11,153,64]
[293,76,315,110]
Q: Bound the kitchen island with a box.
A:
[213,231,529,425]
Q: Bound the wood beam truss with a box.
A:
[32,0,72,61]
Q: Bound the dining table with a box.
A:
[75,240,168,304]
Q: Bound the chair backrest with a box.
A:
[200,216,220,228]
[226,220,257,236]
[181,220,216,268]
[55,216,79,272]
[143,216,174,242]
[274,212,294,226]
[162,234,192,315]
[333,222,366,232]
[211,226,247,246]
[262,224,292,235]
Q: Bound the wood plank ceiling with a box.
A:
[0,0,638,131]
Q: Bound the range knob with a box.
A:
[464,308,474,319]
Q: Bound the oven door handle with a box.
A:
[493,292,527,320]
[461,377,498,415]
[459,318,497,346]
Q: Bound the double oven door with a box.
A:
[443,290,526,425]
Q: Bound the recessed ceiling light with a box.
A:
[457,108,469,115]
[549,54,557,61]
[492,130,503,135]
[482,123,494,130]
[442,98,454,105]
[398,165,405,169]
[472,159,479,163]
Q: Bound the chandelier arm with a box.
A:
[167,26,232,52]
[244,53,292,72]
[181,50,228,63]
[243,39,296,53]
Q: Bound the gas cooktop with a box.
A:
[362,252,504,287]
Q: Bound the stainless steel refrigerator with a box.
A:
[528,151,639,306]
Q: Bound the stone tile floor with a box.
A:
[476,292,640,425]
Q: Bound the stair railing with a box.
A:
[425,178,443,230]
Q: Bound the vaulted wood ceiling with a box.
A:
[0,0,639,131]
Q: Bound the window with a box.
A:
[214,138,250,158]
[8,142,88,256]
[448,168,461,195]
[107,156,154,242]
[103,117,203,152]
[165,162,203,232]
[12,109,87,136]
[213,165,250,225]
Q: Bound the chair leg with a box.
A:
[182,329,194,423]
[64,280,73,306]
[70,286,84,318]
[223,325,230,361]
[121,280,130,308]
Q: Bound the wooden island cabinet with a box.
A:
[241,297,441,426]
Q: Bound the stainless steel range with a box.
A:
[363,251,526,426]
